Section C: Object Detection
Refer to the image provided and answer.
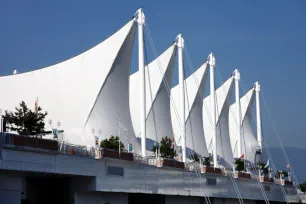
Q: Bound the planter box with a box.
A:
[280,179,293,186]
[163,159,184,169]
[11,135,58,151]
[234,171,251,179]
[120,151,133,161]
[102,148,133,161]
[259,176,274,183]
[201,166,222,174]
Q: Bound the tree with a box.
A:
[235,159,245,171]
[3,101,48,136]
[299,181,306,192]
[203,156,212,167]
[152,136,177,159]
[100,135,124,151]
[189,153,199,162]
[275,170,288,179]
[256,162,269,175]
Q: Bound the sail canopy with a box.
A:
[0,19,142,153]
[229,88,260,164]
[129,44,176,151]
[171,61,209,157]
[203,76,234,168]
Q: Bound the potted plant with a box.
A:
[233,159,251,179]
[153,136,184,169]
[100,136,133,161]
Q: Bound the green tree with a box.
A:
[3,101,47,136]
[152,136,177,159]
[235,159,245,171]
[203,156,212,167]
[257,162,269,175]
[189,153,199,162]
[100,135,124,151]
[299,181,306,192]
[275,170,288,178]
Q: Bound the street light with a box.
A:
[0,109,2,133]
[48,119,52,126]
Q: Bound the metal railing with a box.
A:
[58,142,95,157]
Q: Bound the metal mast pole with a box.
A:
[136,8,146,158]
[254,81,262,152]
[176,34,186,163]
[234,69,242,158]
[208,53,217,168]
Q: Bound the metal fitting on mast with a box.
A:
[135,8,145,25]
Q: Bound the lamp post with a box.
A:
[118,120,128,156]
[0,109,2,133]
[118,120,121,156]
[56,121,61,140]
[269,168,273,179]
[48,119,52,126]
[233,160,237,172]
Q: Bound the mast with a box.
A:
[254,81,262,152]
[208,53,217,168]
[136,8,146,158]
[233,69,242,158]
[176,34,186,163]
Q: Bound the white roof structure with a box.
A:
[229,88,260,164]
[170,61,209,157]
[129,44,176,151]
[0,19,142,154]
[203,76,234,168]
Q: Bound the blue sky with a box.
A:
[0,1,305,149]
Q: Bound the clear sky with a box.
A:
[0,1,305,149]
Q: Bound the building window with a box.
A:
[207,178,217,185]
[107,166,124,176]
[264,185,271,191]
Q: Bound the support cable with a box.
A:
[261,91,301,191]
[184,47,244,204]
[144,24,212,204]
[239,80,290,204]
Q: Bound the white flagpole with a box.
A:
[209,53,217,168]
[136,8,146,158]
[176,34,186,163]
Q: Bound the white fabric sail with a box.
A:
[129,44,176,151]
[203,76,234,168]
[229,88,260,164]
[170,61,209,157]
[0,19,142,153]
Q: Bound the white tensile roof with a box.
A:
[229,88,260,164]
[203,76,234,168]
[171,61,209,157]
[129,44,176,151]
[0,19,142,154]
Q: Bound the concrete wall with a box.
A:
[75,192,128,204]
[0,172,21,204]
[0,147,300,203]
[165,195,201,204]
